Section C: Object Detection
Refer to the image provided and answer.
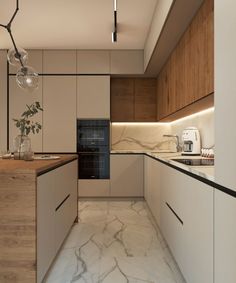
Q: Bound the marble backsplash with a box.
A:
[111,123,175,152]
[111,108,214,151]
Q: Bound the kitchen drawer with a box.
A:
[54,161,78,208]
[55,193,74,252]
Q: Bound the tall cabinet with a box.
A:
[43,76,76,152]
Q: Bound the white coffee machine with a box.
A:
[181,127,201,155]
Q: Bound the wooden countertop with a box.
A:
[0,154,78,175]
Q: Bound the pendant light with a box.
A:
[0,0,39,92]
[112,0,117,43]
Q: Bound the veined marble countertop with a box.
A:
[111,150,214,182]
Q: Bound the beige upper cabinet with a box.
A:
[77,50,110,74]
[43,76,76,152]
[77,76,110,119]
[9,50,43,75]
[9,77,43,152]
[43,50,76,74]
[110,50,144,74]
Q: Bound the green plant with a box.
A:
[13,101,43,135]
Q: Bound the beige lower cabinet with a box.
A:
[160,164,213,283]
[78,180,110,197]
[144,156,162,225]
[110,154,144,197]
[214,190,236,283]
[37,160,77,283]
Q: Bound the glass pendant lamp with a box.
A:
[7,46,28,66]
[16,66,39,91]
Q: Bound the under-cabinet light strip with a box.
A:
[111,107,215,126]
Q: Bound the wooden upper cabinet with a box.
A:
[111,78,135,122]
[134,79,157,122]
[111,78,157,122]
[157,0,214,121]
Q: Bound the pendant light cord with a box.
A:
[0,0,24,68]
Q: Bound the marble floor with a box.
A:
[44,201,186,283]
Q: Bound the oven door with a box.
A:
[77,120,109,150]
[79,152,110,179]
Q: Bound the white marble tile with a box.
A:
[44,201,186,283]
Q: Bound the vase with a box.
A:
[13,134,31,160]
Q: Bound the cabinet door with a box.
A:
[43,76,76,152]
[9,76,43,152]
[110,50,144,74]
[134,79,157,122]
[77,51,110,74]
[43,50,76,74]
[37,171,55,283]
[111,78,134,122]
[77,76,110,119]
[214,190,236,283]
[144,156,161,226]
[54,160,78,251]
[160,164,213,283]
[110,154,143,197]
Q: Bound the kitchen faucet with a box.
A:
[163,134,181,152]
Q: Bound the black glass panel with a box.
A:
[79,153,110,179]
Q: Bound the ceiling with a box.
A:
[0,0,157,50]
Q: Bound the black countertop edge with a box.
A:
[37,156,78,176]
[146,154,236,198]
[110,152,236,198]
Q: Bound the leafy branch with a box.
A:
[13,101,43,136]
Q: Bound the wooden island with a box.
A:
[0,155,78,283]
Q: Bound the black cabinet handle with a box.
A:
[166,202,184,225]
[55,194,70,212]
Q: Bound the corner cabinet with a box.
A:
[37,160,78,283]
[144,156,213,283]
[110,154,144,197]
[77,76,110,119]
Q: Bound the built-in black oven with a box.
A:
[77,120,110,179]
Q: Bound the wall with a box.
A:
[171,108,214,148]
[111,108,214,151]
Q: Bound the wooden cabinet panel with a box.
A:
[77,76,110,119]
[110,154,144,197]
[43,76,76,152]
[134,79,157,121]
[157,0,214,121]
[111,78,135,122]
[111,78,157,122]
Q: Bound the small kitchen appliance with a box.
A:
[182,127,201,155]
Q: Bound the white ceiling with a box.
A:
[0,0,157,49]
